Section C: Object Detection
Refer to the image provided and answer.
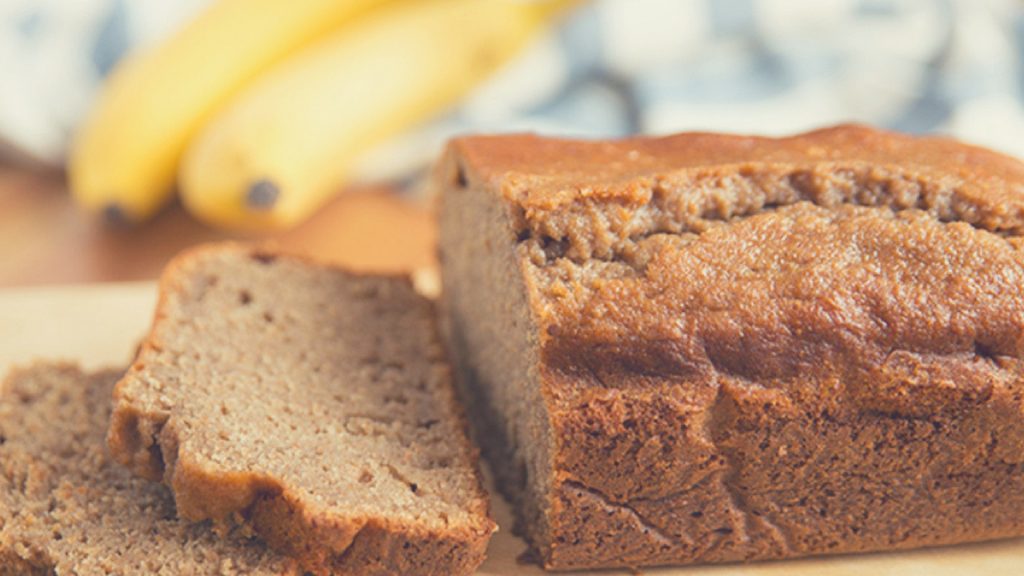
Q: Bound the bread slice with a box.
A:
[108,245,495,575]
[436,124,1024,569]
[0,362,297,575]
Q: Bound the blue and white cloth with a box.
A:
[2,0,1024,180]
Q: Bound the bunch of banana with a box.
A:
[70,0,578,230]
[69,0,392,224]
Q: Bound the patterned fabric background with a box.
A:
[2,0,1022,181]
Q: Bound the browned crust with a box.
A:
[449,123,1024,212]
[439,125,1024,569]
[107,242,495,576]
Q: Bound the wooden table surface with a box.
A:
[0,164,436,286]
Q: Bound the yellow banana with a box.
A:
[70,0,397,224]
[180,0,579,231]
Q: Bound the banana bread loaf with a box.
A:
[109,245,495,575]
[437,124,1024,570]
[0,363,297,575]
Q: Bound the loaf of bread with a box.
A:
[0,363,297,575]
[109,245,495,575]
[437,124,1024,569]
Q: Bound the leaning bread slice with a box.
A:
[109,244,495,576]
[0,363,297,575]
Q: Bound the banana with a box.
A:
[69,0,398,224]
[180,0,579,231]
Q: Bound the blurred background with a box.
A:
[2,0,1023,286]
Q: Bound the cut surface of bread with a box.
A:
[437,124,1024,569]
[0,362,296,575]
[109,245,495,575]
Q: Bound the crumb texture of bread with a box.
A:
[437,124,1024,570]
[0,363,296,575]
[109,245,495,576]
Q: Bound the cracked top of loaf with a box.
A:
[445,124,1024,412]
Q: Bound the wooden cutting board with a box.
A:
[1,282,1021,575]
